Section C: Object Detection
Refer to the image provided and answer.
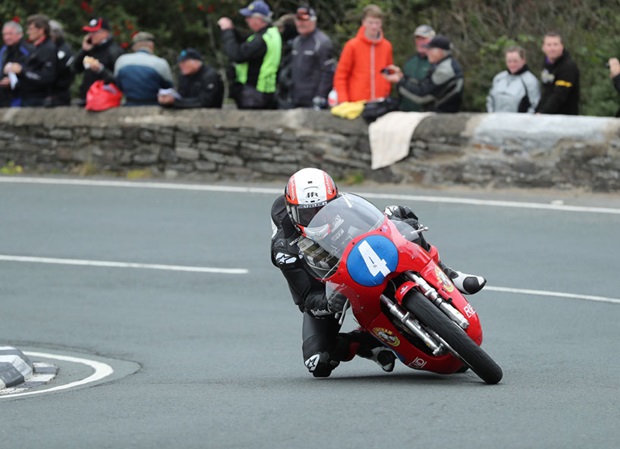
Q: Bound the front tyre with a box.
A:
[403,291,503,385]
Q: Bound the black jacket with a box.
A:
[535,50,580,115]
[221,26,269,88]
[290,29,335,108]
[172,64,224,109]
[18,37,57,100]
[396,53,464,113]
[271,195,329,317]
[71,38,123,100]
[613,74,620,117]
[0,39,33,106]
[52,38,74,92]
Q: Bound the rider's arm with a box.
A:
[279,263,332,317]
[271,196,332,318]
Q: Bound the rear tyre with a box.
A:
[403,291,503,385]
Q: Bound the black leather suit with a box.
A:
[270,195,426,376]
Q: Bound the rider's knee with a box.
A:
[304,352,340,377]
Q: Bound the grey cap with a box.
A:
[132,31,155,44]
[413,24,435,38]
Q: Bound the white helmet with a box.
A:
[284,168,338,234]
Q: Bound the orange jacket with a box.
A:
[333,26,393,103]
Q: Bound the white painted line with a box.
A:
[0,176,279,194]
[363,192,620,215]
[0,255,248,274]
[0,352,113,399]
[485,286,620,305]
[1,254,615,305]
[2,176,620,215]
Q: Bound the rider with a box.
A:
[270,167,486,377]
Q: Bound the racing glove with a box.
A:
[327,292,348,314]
[384,205,418,221]
[385,205,429,249]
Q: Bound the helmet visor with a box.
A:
[293,202,327,228]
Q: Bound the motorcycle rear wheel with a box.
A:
[403,291,503,385]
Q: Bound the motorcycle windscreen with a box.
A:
[301,194,385,279]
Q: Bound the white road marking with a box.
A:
[363,192,620,215]
[2,177,618,306]
[0,255,248,274]
[0,254,616,305]
[485,286,620,305]
[2,176,620,215]
[0,352,113,399]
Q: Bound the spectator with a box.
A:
[274,13,298,109]
[158,48,224,109]
[218,0,282,110]
[608,57,620,116]
[0,21,32,107]
[609,58,620,91]
[45,19,74,107]
[382,34,463,113]
[10,14,57,107]
[114,32,173,106]
[400,24,435,112]
[535,32,579,115]
[332,4,393,104]
[486,46,540,113]
[289,5,335,109]
[71,17,123,107]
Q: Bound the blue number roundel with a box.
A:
[347,235,398,287]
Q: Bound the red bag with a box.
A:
[85,80,122,111]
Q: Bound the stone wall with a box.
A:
[1,106,619,191]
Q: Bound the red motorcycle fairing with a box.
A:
[324,216,483,374]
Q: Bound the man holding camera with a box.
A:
[382,34,463,113]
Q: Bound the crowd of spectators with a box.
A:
[0,2,617,116]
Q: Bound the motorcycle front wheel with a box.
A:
[403,291,503,385]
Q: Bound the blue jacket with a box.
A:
[0,40,33,106]
[114,49,173,105]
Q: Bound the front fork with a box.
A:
[403,273,470,330]
[381,276,470,355]
[380,293,445,355]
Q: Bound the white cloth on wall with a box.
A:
[368,111,434,169]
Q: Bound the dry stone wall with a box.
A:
[1,107,619,191]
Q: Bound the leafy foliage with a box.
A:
[2,0,620,115]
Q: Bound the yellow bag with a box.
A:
[330,101,366,120]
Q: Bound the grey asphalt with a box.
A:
[0,178,619,449]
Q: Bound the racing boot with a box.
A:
[346,329,397,372]
[439,261,487,295]
[304,352,340,378]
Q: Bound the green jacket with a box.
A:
[223,26,282,94]
[400,53,431,112]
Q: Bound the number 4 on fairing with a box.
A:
[358,240,391,277]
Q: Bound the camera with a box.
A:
[605,62,610,69]
[380,67,393,75]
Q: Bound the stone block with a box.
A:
[134,153,159,164]
[90,128,105,139]
[176,147,200,160]
[194,160,217,171]
[49,128,72,140]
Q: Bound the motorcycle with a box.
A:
[298,193,503,384]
